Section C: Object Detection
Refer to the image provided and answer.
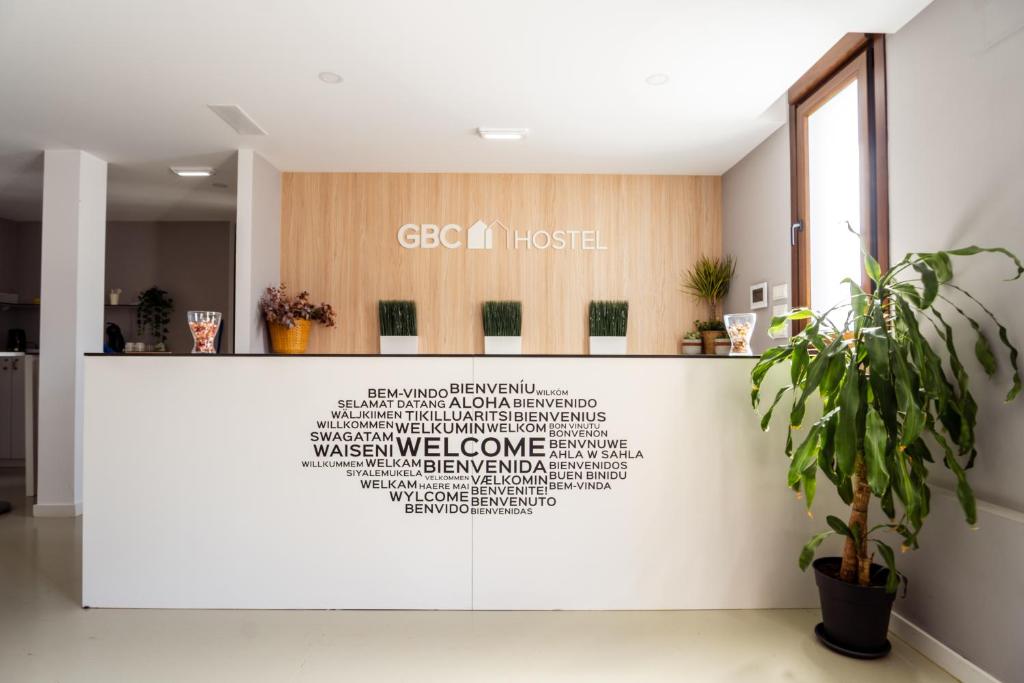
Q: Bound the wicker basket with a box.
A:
[701,330,723,355]
[269,319,311,354]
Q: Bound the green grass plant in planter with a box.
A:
[750,245,1022,656]
[589,301,628,355]
[378,300,418,354]
[681,330,703,356]
[681,254,735,320]
[483,301,522,355]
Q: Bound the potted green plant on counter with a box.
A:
[136,286,174,351]
[695,319,728,355]
[589,301,628,355]
[379,300,418,354]
[680,330,703,355]
[750,245,1022,658]
[483,301,522,355]
[682,254,735,353]
[260,285,336,354]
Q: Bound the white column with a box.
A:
[35,150,107,517]
[234,149,281,353]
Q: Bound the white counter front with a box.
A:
[83,355,835,610]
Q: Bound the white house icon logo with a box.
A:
[467,219,509,250]
[466,220,491,250]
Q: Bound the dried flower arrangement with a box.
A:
[259,285,336,329]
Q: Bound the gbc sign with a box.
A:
[397,223,465,249]
[397,220,608,251]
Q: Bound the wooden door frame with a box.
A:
[788,34,889,322]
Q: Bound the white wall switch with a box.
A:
[769,303,789,339]
[772,283,788,301]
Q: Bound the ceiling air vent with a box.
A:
[207,104,267,136]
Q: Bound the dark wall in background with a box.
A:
[105,221,234,353]
[0,220,234,353]
[0,218,43,348]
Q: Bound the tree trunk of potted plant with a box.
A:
[841,459,872,585]
[750,245,1023,658]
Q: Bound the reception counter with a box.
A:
[82,354,836,610]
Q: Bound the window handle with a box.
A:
[791,220,804,246]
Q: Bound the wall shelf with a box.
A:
[1,303,139,312]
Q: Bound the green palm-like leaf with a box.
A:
[748,245,1021,588]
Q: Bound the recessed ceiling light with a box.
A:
[645,73,670,86]
[170,166,215,177]
[477,127,529,141]
[318,71,343,84]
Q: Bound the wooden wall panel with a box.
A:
[280,173,721,355]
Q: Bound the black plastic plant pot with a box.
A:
[813,557,896,659]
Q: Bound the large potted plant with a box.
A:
[681,255,735,353]
[259,285,336,354]
[750,245,1021,657]
[379,300,418,354]
[589,301,628,355]
[136,286,174,351]
[483,301,522,355]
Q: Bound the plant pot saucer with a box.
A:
[814,622,891,659]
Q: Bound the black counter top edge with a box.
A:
[85,353,760,359]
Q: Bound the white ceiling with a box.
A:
[0,0,932,220]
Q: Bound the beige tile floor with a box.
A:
[0,471,955,682]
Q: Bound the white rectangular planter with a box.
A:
[379,336,419,355]
[589,336,627,355]
[484,336,522,355]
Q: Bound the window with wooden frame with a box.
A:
[789,34,889,326]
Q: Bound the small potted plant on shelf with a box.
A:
[379,300,418,354]
[589,301,628,355]
[483,301,522,355]
[713,335,731,356]
[680,330,703,355]
[750,244,1021,658]
[259,284,336,355]
[682,255,735,353]
[695,319,727,355]
[136,286,173,351]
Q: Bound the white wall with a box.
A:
[36,150,107,516]
[885,1,1024,680]
[722,125,791,354]
[234,150,281,353]
[721,1,1024,679]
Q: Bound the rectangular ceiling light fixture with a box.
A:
[170,166,215,177]
[208,104,267,136]
[477,127,529,141]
